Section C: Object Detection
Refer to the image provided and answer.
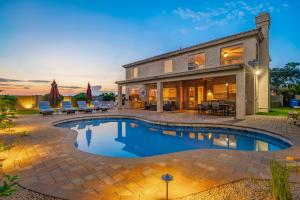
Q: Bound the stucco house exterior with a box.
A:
[116,12,270,120]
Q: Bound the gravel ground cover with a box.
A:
[179,179,300,200]
[2,185,62,200]
[3,179,299,200]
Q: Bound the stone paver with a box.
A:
[0,110,299,200]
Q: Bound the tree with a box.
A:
[270,67,285,95]
[270,62,300,95]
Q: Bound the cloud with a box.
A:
[0,77,50,83]
[0,78,21,82]
[27,80,51,83]
[59,86,83,89]
[174,1,279,31]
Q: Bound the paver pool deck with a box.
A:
[0,110,300,200]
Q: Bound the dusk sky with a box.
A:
[0,0,299,95]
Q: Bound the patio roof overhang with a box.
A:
[116,64,244,86]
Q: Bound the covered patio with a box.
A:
[117,65,255,120]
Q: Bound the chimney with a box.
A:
[255,12,270,36]
[255,12,270,113]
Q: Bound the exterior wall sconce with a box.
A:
[162,173,173,200]
[255,69,261,75]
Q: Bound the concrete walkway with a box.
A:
[0,110,299,200]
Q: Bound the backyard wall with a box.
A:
[16,95,72,110]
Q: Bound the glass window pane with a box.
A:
[221,45,244,65]
[188,53,205,70]
[164,60,173,73]
[163,88,176,101]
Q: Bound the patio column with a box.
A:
[179,81,184,110]
[157,81,163,112]
[236,71,246,120]
[117,84,122,110]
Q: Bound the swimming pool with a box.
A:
[56,118,291,158]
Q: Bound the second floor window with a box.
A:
[188,53,205,70]
[164,60,173,73]
[131,67,138,79]
[221,44,244,65]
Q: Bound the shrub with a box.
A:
[102,93,116,101]
[270,159,292,200]
[0,96,16,130]
[0,140,10,152]
[73,93,86,101]
[72,93,87,107]
[0,175,19,197]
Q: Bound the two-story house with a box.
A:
[116,12,270,119]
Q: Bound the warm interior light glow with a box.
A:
[221,45,244,65]
[255,69,261,75]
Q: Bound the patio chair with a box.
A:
[62,101,77,114]
[144,102,151,110]
[92,101,109,112]
[201,101,210,114]
[77,101,93,113]
[194,104,200,115]
[39,101,54,115]
[211,101,222,115]
[163,102,172,111]
[228,102,236,116]
[287,111,299,124]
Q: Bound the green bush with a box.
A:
[0,96,16,130]
[102,93,116,101]
[72,93,87,107]
[0,140,10,152]
[73,93,86,101]
[0,175,19,197]
[270,159,292,200]
[2,95,17,106]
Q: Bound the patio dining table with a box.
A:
[197,103,230,116]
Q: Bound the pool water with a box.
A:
[57,118,291,158]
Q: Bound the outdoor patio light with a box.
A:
[162,173,173,200]
[255,69,261,75]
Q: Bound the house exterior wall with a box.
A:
[118,13,270,119]
[125,37,258,80]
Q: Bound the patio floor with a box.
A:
[0,110,300,200]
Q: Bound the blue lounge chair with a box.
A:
[62,101,77,114]
[39,101,54,115]
[77,101,93,113]
[92,101,108,112]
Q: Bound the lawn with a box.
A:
[16,109,39,115]
[257,107,298,116]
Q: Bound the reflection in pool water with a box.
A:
[57,118,291,158]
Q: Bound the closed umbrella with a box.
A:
[49,80,60,107]
[86,83,92,106]
[86,127,92,147]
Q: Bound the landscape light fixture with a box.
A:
[162,173,173,200]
